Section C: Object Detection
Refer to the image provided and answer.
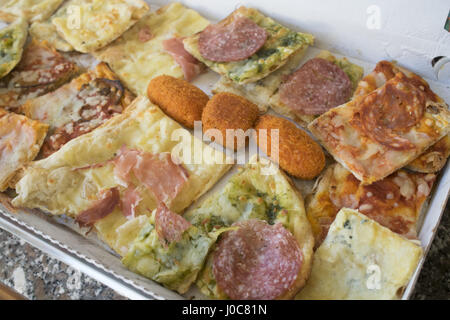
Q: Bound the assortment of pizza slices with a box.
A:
[0,1,449,300]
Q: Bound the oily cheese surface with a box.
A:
[185,158,314,299]
[183,6,314,84]
[0,0,63,22]
[12,96,232,255]
[296,208,423,300]
[94,2,210,96]
[52,0,149,53]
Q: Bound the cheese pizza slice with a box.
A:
[0,0,63,22]
[308,72,450,184]
[353,60,450,174]
[183,158,314,300]
[0,108,48,191]
[296,208,423,300]
[12,96,232,257]
[0,40,78,112]
[51,0,149,53]
[305,163,435,247]
[93,2,210,96]
[22,62,135,158]
[183,6,314,85]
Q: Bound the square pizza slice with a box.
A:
[353,60,450,174]
[308,72,450,184]
[0,39,79,113]
[93,2,210,96]
[183,6,314,84]
[22,62,135,158]
[51,0,149,53]
[0,108,48,191]
[12,96,232,259]
[0,0,63,22]
[305,162,436,247]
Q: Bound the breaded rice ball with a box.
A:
[255,115,325,179]
[147,75,209,129]
[202,92,260,150]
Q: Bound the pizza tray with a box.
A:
[1,0,449,300]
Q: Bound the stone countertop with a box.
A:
[0,204,449,300]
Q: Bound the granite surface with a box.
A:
[0,203,448,300]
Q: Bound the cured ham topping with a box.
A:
[138,26,153,42]
[120,186,142,218]
[213,219,302,300]
[279,58,353,115]
[154,202,192,247]
[76,188,120,227]
[113,146,189,205]
[163,37,204,82]
[198,17,268,62]
[355,73,426,150]
[41,78,125,157]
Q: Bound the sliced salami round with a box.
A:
[198,17,268,62]
[212,219,302,300]
[279,58,353,115]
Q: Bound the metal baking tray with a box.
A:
[1,0,449,300]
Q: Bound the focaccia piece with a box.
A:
[296,208,423,300]
[184,157,314,300]
[353,60,450,174]
[308,72,450,184]
[13,96,232,256]
[305,163,435,247]
[269,50,364,127]
[22,62,135,158]
[0,0,63,22]
[183,6,314,85]
[94,2,209,96]
[0,108,48,191]
[0,40,78,112]
[51,0,149,53]
[212,45,309,113]
[0,17,27,79]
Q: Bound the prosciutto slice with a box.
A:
[163,37,204,82]
[76,188,120,227]
[155,202,192,247]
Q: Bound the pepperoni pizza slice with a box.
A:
[305,162,435,248]
[22,62,135,158]
[308,72,450,184]
[353,60,450,174]
[12,97,232,259]
[183,6,314,84]
[0,39,78,113]
[0,108,48,191]
[184,157,314,300]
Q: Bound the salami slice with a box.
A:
[279,58,352,115]
[213,219,302,300]
[198,17,268,62]
[155,202,192,247]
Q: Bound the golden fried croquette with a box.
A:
[147,75,209,129]
[255,115,325,179]
[202,92,260,150]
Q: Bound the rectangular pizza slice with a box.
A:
[296,208,423,300]
[0,0,63,22]
[305,162,435,247]
[12,96,233,258]
[183,6,314,85]
[0,39,79,112]
[0,108,48,191]
[22,62,135,158]
[51,0,149,53]
[308,72,450,184]
[93,2,210,96]
[353,60,450,174]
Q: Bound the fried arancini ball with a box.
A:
[254,114,325,179]
[202,92,260,150]
[147,75,209,129]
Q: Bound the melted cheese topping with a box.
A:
[94,2,210,95]
[0,0,63,22]
[52,0,149,53]
[296,208,422,300]
[13,97,232,255]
